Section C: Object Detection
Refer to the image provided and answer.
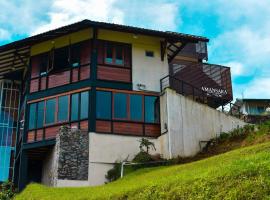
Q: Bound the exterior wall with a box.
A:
[98,29,169,92]
[160,88,246,157]
[31,28,93,56]
[88,132,161,186]
[42,145,58,186]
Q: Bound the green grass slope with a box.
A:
[16,141,270,200]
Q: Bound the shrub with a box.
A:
[105,163,122,183]
[0,181,16,200]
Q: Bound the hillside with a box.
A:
[16,138,270,199]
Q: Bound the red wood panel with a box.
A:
[80,40,91,65]
[98,66,131,82]
[96,120,111,133]
[31,56,40,78]
[97,41,104,64]
[27,131,35,143]
[48,71,70,88]
[80,120,88,130]
[80,66,90,80]
[40,77,47,90]
[113,122,143,135]
[72,68,79,82]
[45,126,60,139]
[145,124,161,137]
[36,129,43,141]
[30,79,39,93]
[71,122,79,129]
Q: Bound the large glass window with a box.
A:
[114,93,127,119]
[53,47,69,72]
[115,46,123,65]
[58,96,69,122]
[37,101,44,128]
[71,43,81,67]
[71,94,79,121]
[145,96,160,123]
[104,43,125,66]
[105,44,113,64]
[45,98,56,124]
[28,103,37,129]
[130,94,143,121]
[80,91,89,119]
[96,91,111,119]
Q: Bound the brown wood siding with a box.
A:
[45,126,60,139]
[27,131,35,143]
[48,70,70,88]
[40,77,46,90]
[145,124,161,137]
[36,129,43,141]
[80,65,90,80]
[113,122,143,135]
[80,120,88,130]
[96,120,112,133]
[30,79,39,93]
[97,65,131,82]
[72,68,79,82]
[31,56,40,78]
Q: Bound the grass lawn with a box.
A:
[16,141,270,200]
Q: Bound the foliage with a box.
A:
[16,142,270,200]
[0,181,16,200]
[138,138,156,153]
[105,163,121,183]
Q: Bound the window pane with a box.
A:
[37,101,44,128]
[53,47,69,71]
[45,98,56,124]
[96,91,111,119]
[71,94,79,121]
[130,94,143,121]
[115,46,123,65]
[80,91,89,119]
[28,103,36,129]
[71,43,81,67]
[145,96,160,123]
[105,44,113,63]
[58,96,68,122]
[114,93,127,119]
[40,54,48,75]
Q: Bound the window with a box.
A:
[71,94,79,121]
[58,96,69,122]
[145,51,154,57]
[53,47,69,72]
[28,104,37,129]
[130,94,143,121]
[37,102,44,128]
[45,98,56,124]
[96,91,111,119]
[257,106,265,114]
[71,43,81,67]
[114,93,127,119]
[145,96,160,123]
[80,91,89,119]
[40,54,49,75]
[105,43,125,66]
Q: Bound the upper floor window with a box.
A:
[52,47,70,72]
[105,43,124,66]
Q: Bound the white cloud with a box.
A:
[242,77,270,98]
[32,0,179,35]
[223,61,244,77]
[0,29,11,41]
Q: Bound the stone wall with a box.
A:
[56,126,89,180]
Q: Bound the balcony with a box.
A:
[160,62,233,108]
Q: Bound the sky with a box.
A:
[0,0,270,100]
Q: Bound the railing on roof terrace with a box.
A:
[160,75,241,118]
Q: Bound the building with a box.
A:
[235,98,270,123]
[0,20,245,190]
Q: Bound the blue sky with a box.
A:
[0,0,270,100]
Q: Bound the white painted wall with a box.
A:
[160,88,247,157]
[132,44,169,92]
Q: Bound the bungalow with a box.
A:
[0,19,245,190]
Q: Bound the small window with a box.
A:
[71,94,79,121]
[28,104,37,129]
[114,93,127,119]
[80,91,89,119]
[145,96,160,123]
[130,94,143,121]
[115,46,124,65]
[58,96,69,122]
[96,91,112,119]
[71,43,81,67]
[45,98,56,124]
[145,51,154,57]
[40,54,49,75]
[105,44,113,64]
[37,101,44,128]
[53,47,70,72]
